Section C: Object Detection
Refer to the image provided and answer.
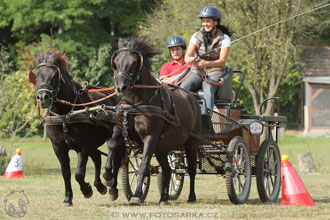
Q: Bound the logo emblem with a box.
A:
[4,190,29,218]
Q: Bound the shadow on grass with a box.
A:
[313,197,330,203]
[24,167,97,176]
[99,201,161,208]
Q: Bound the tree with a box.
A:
[140,0,328,117]
[0,0,160,85]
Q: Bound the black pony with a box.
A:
[28,49,124,206]
[106,38,202,205]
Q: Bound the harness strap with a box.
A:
[37,88,53,94]
[43,114,95,126]
[118,105,176,125]
[56,91,117,106]
[86,87,115,93]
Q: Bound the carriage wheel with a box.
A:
[121,149,150,202]
[256,139,281,202]
[225,136,252,204]
[157,153,184,200]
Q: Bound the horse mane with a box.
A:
[118,38,161,72]
[36,49,69,74]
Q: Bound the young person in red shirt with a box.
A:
[159,36,192,84]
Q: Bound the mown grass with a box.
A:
[0,134,329,219]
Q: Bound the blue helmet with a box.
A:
[167,36,186,49]
[198,6,221,21]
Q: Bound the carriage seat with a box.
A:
[197,66,233,104]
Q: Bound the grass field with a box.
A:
[0,134,329,219]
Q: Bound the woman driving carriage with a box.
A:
[159,36,192,84]
[180,6,233,110]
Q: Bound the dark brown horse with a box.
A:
[28,49,124,206]
[107,38,202,205]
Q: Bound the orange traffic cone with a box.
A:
[279,155,315,206]
[2,149,23,179]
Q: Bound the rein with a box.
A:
[160,62,190,79]
[160,61,224,86]
[56,91,117,107]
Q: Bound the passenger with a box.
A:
[180,6,233,110]
[159,36,192,85]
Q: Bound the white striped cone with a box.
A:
[2,149,23,179]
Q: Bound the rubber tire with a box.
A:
[256,139,281,202]
[225,136,252,204]
[121,157,150,202]
[157,171,184,200]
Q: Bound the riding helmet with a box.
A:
[167,36,186,49]
[198,6,221,21]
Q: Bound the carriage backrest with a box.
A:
[214,66,233,103]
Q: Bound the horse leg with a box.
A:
[89,150,107,195]
[75,151,93,198]
[156,153,171,206]
[185,141,198,203]
[108,145,124,201]
[129,136,156,205]
[103,125,122,187]
[53,144,73,207]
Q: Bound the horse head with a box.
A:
[112,38,160,96]
[29,49,69,109]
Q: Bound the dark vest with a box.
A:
[193,28,226,76]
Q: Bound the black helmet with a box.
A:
[198,6,221,21]
[167,36,186,49]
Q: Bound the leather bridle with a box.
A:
[30,63,64,107]
[111,47,144,87]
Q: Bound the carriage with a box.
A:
[68,65,287,204]
[117,67,287,204]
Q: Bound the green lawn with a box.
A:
[0,134,329,219]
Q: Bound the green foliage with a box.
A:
[0,155,7,175]
[0,0,160,82]
[0,70,39,139]
[0,46,16,79]
[70,43,114,86]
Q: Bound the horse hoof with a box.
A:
[97,184,107,195]
[84,189,93,198]
[62,201,73,207]
[109,190,119,201]
[187,194,196,203]
[129,197,142,206]
[83,184,93,198]
[103,178,115,187]
[159,201,169,206]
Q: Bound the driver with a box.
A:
[180,6,233,110]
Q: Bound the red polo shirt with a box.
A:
[159,60,192,78]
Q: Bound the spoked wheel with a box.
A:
[121,149,150,202]
[256,139,281,202]
[225,136,252,204]
[157,153,185,200]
